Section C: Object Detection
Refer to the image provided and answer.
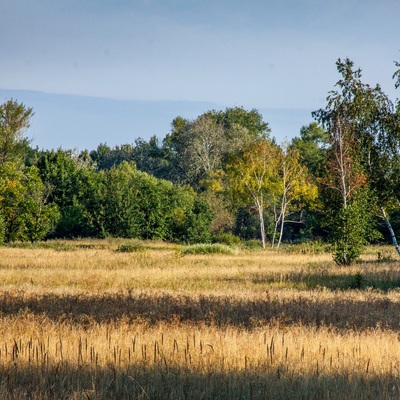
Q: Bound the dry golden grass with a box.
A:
[1,314,400,399]
[0,241,398,295]
[0,240,399,399]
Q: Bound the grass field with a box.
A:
[0,239,399,399]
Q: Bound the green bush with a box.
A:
[212,232,241,246]
[332,201,368,266]
[244,239,262,250]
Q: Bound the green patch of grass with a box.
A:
[182,243,236,255]
[116,242,145,253]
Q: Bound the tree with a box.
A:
[313,58,394,264]
[163,113,228,188]
[19,167,60,242]
[161,116,191,184]
[35,148,97,237]
[0,99,60,242]
[132,136,169,178]
[0,99,33,165]
[394,56,400,89]
[291,122,328,178]
[225,140,281,248]
[90,143,135,171]
[0,162,26,241]
[97,161,213,242]
[0,163,59,242]
[215,106,270,141]
[161,108,270,189]
[272,145,318,248]
[182,114,228,186]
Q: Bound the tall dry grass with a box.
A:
[0,314,399,399]
[0,240,399,398]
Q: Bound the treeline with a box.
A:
[1,56,400,264]
[0,149,213,244]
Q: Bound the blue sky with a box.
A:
[1,0,399,150]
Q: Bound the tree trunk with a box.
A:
[271,204,280,248]
[381,207,400,255]
[255,198,266,249]
[277,207,286,249]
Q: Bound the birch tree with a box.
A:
[272,146,318,248]
[313,58,398,264]
[225,140,280,248]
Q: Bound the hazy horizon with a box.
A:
[0,88,314,151]
[1,0,399,150]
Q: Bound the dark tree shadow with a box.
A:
[250,268,400,291]
[0,361,398,399]
[1,289,399,331]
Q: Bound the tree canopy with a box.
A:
[1,55,400,259]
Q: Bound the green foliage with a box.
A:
[0,99,33,165]
[291,122,328,178]
[393,57,400,89]
[182,243,236,255]
[75,162,213,243]
[179,198,213,244]
[200,188,235,235]
[0,163,60,242]
[234,207,262,241]
[116,242,145,253]
[0,213,5,246]
[225,140,281,248]
[215,106,271,140]
[331,202,367,265]
[20,167,60,242]
[212,232,241,246]
[35,148,96,238]
[313,58,397,263]
[5,94,399,248]
[161,107,270,188]
[244,239,263,249]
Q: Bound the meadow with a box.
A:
[0,239,400,399]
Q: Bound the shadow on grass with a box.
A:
[1,289,400,331]
[250,268,400,291]
[0,361,398,400]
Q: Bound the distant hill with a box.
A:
[0,89,313,151]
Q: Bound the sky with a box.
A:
[1,0,399,151]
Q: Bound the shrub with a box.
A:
[244,239,262,250]
[212,232,241,246]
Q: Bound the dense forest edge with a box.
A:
[1,57,400,265]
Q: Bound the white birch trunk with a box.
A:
[277,204,286,249]
[254,195,266,249]
[381,207,400,255]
